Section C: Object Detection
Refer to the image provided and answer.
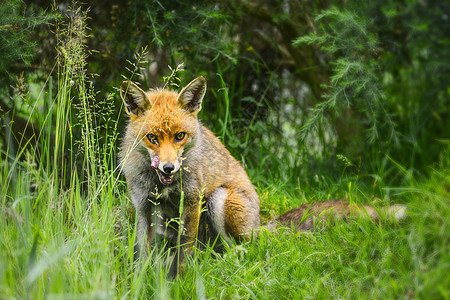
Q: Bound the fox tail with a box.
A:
[262,199,407,233]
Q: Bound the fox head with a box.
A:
[120,77,207,185]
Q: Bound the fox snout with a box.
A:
[150,151,181,185]
[156,147,180,174]
[158,160,180,175]
[162,163,175,174]
[151,155,178,174]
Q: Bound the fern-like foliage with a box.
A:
[0,0,56,75]
[294,7,398,145]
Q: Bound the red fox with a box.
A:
[119,76,406,276]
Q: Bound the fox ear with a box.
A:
[177,76,207,114]
[120,80,150,116]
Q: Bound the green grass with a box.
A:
[1,151,449,299]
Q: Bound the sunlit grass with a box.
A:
[1,154,449,298]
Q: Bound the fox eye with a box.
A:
[175,132,186,141]
[147,133,158,145]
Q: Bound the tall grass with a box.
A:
[1,5,449,299]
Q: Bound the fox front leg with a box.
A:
[168,198,201,278]
[134,208,155,261]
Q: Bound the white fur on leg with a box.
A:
[208,187,232,243]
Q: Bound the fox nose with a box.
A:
[163,163,175,174]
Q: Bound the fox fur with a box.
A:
[119,76,406,276]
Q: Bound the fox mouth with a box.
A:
[151,154,175,185]
[156,169,174,185]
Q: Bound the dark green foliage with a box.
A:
[0,0,448,187]
[0,0,56,76]
[294,7,397,145]
[294,2,449,181]
[376,0,450,171]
